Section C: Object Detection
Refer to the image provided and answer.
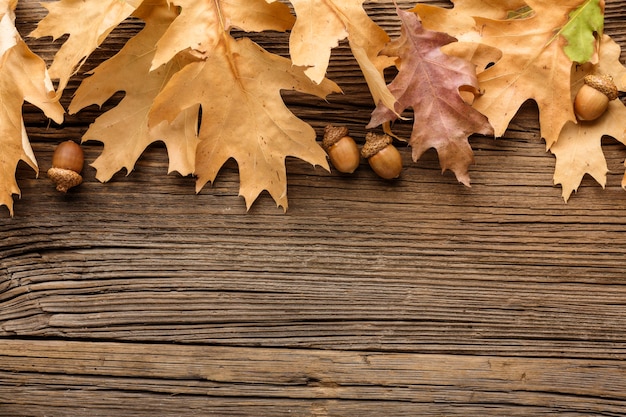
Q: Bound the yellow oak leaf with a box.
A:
[551,101,626,201]
[54,0,336,210]
[149,35,340,210]
[551,35,626,200]
[412,0,528,42]
[68,0,200,181]
[0,0,64,215]
[151,0,295,70]
[417,0,597,148]
[288,0,396,112]
[470,0,588,146]
[30,0,143,94]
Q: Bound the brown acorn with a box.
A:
[574,74,618,121]
[361,132,402,180]
[47,140,84,192]
[322,125,361,174]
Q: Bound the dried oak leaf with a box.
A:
[0,0,64,215]
[151,0,295,70]
[551,35,626,200]
[147,0,340,210]
[68,0,200,181]
[64,0,336,210]
[368,8,493,186]
[417,0,600,148]
[30,0,143,94]
[412,0,528,42]
[288,0,396,112]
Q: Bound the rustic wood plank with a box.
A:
[2,0,626,416]
[1,339,625,416]
[2,225,626,359]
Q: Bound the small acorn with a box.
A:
[574,74,618,121]
[47,140,84,192]
[361,132,402,180]
[322,125,360,174]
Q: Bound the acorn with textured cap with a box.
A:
[361,132,402,179]
[322,125,361,174]
[47,140,84,192]
[574,74,619,121]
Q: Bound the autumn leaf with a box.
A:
[415,0,625,201]
[412,0,528,42]
[151,0,295,70]
[368,8,493,186]
[146,0,341,210]
[417,0,602,148]
[469,0,586,147]
[149,35,339,210]
[30,0,143,94]
[288,0,397,112]
[411,0,525,74]
[68,0,200,181]
[551,101,625,201]
[55,0,339,210]
[414,0,603,64]
[551,35,626,200]
[0,0,64,215]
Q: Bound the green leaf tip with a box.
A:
[562,0,604,64]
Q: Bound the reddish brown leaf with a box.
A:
[368,8,493,185]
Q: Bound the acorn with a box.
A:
[47,140,84,192]
[361,132,402,179]
[574,74,618,121]
[322,125,360,174]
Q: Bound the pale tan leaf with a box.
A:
[69,0,199,180]
[551,100,626,201]
[418,0,596,147]
[0,2,64,215]
[151,0,294,70]
[150,36,339,210]
[551,36,626,200]
[412,0,528,42]
[30,0,143,93]
[289,0,395,111]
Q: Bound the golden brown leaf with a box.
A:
[289,0,396,111]
[413,0,528,42]
[418,0,598,148]
[151,0,295,70]
[149,35,339,210]
[69,0,199,181]
[551,35,626,200]
[30,0,143,94]
[0,0,64,215]
[470,1,587,146]
[61,0,337,210]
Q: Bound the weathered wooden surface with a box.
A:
[2,1,626,416]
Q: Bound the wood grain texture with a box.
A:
[1,340,625,416]
[2,0,626,416]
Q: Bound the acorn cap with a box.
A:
[47,167,83,193]
[322,125,350,150]
[584,74,618,101]
[361,132,393,159]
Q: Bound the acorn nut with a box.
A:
[574,74,618,121]
[47,140,84,193]
[361,132,402,179]
[322,125,361,174]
